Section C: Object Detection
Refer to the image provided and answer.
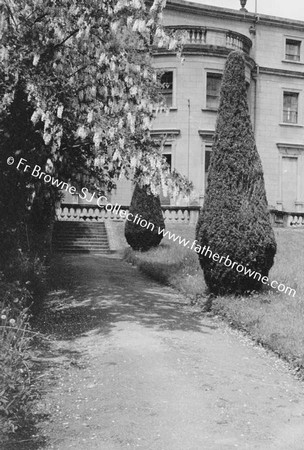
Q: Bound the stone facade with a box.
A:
[66,0,304,213]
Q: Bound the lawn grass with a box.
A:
[124,225,304,374]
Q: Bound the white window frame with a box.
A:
[204,144,212,192]
[277,144,304,212]
[280,88,303,127]
[282,35,304,64]
[203,70,222,111]
[157,68,177,110]
[162,143,173,172]
[199,131,214,202]
[150,130,179,172]
[199,142,213,197]
[160,139,176,205]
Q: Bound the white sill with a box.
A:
[282,59,304,65]
[279,122,303,128]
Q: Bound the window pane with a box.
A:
[205,149,212,174]
[160,71,173,107]
[162,92,173,108]
[283,92,298,123]
[162,144,172,171]
[161,72,173,90]
[286,39,301,61]
[160,147,172,205]
[206,73,222,109]
[205,148,212,190]
[163,143,172,153]
[163,153,172,171]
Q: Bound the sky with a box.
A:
[189,0,303,21]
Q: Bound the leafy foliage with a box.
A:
[0,0,191,195]
[196,51,277,295]
[125,184,165,251]
[4,250,48,307]
[0,248,47,437]
[0,274,37,435]
[0,83,57,259]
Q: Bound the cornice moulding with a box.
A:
[277,143,304,152]
[150,129,181,137]
[165,0,304,32]
[257,67,304,78]
[198,130,214,141]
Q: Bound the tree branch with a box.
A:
[68,64,90,79]
[53,28,79,49]
[3,0,18,28]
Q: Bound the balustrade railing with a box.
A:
[287,214,304,227]
[226,31,246,51]
[269,210,304,228]
[56,205,304,228]
[187,27,206,45]
[56,204,200,224]
[164,26,252,55]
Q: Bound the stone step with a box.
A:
[54,222,106,226]
[53,241,109,248]
[53,225,106,230]
[54,231,107,236]
[54,248,112,254]
[52,220,110,254]
[53,245,110,250]
[54,227,107,231]
[53,238,109,243]
[53,235,108,242]
[54,232,106,236]
[53,246,110,250]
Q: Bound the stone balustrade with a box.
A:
[164,26,252,55]
[56,204,304,229]
[56,204,200,224]
[269,210,304,228]
[287,214,304,227]
[226,31,250,52]
[162,206,200,224]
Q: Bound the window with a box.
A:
[162,144,172,171]
[204,146,212,190]
[276,143,304,212]
[163,154,172,171]
[285,39,301,62]
[282,156,298,210]
[160,144,172,205]
[206,73,222,109]
[160,71,173,107]
[283,92,299,124]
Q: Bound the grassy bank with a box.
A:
[124,226,304,374]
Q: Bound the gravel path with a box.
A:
[35,254,304,450]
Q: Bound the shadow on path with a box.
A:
[34,254,212,340]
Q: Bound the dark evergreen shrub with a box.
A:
[125,184,165,251]
[0,84,54,261]
[196,51,277,295]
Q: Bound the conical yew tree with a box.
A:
[125,184,165,251]
[196,50,276,295]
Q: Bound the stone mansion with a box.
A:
[65,0,304,213]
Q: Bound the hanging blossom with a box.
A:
[0,0,191,196]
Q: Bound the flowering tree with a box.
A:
[0,0,191,195]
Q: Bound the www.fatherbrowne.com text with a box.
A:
[157,228,296,298]
[8,156,296,298]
